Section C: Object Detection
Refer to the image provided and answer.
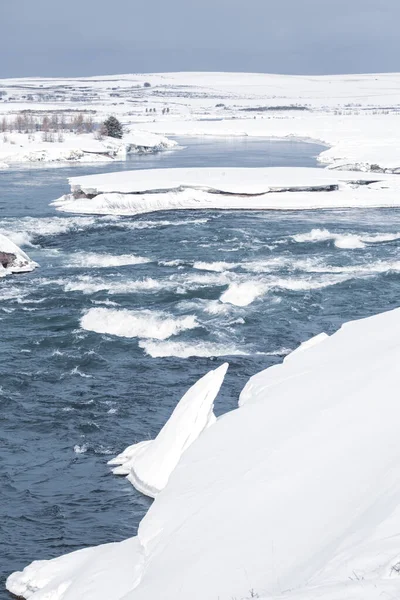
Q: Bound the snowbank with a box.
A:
[0,131,176,166]
[52,166,400,215]
[108,363,228,497]
[0,233,38,277]
[8,306,400,600]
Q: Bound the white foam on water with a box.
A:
[0,216,102,247]
[70,366,93,378]
[292,228,366,249]
[179,271,232,289]
[73,444,88,454]
[81,307,199,340]
[158,259,187,267]
[220,281,267,306]
[62,276,164,295]
[67,252,151,268]
[193,261,237,272]
[270,273,351,291]
[292,228,400,250]
[0,286,29,301]
[90,299,120,307]
[138,339,252,358]
[204,300,235,315]
[124,217,209,230]
[303,259,400,276]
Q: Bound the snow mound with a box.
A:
[80,307,198,340]
[0,233,38,277]
[109,363,228,497]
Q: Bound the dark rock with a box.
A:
[0,251,16,268]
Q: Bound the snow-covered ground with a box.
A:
[0,233,38,277]
[52,166,400,215]
[0,130,175,166]
[1,72,400,170]
[8,306,400,600]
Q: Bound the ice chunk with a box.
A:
[109,363,229,497]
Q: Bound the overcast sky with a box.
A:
[1,0,399,77]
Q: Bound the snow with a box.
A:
[0,232,38,277]
[2,71,400,171]
[51,166,400,215]
[6,537,143,600]
[108,363,228,497]
[67,166,388,195]
[8,306,400,600]
[0,131,176,166]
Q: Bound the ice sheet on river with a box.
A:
[8,306,400,600]
[53,166,400,215]
[0,233,38,277]
[108,363,228,497]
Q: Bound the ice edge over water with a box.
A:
[108,363,228,497]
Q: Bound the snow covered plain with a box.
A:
[0,233,37,277]
[53,166,400,215]
[1,71,400,170]
[7,307,400,600]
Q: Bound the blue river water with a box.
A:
[1,137,400,596]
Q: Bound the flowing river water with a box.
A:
[1,137,400,595]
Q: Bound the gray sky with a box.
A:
[1,0,399,77]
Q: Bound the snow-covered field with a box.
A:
[53,166,400,215]
[8,307,400,600]
[1,72,400,170]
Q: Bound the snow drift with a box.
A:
[8,306,400,600]
[108,362,228,497]
[0,233,38,277]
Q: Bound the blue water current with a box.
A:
[1,137,399,595]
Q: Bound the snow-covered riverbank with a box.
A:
[0,130,176,167]
[8,306,400,600]
[53,166,400,215]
